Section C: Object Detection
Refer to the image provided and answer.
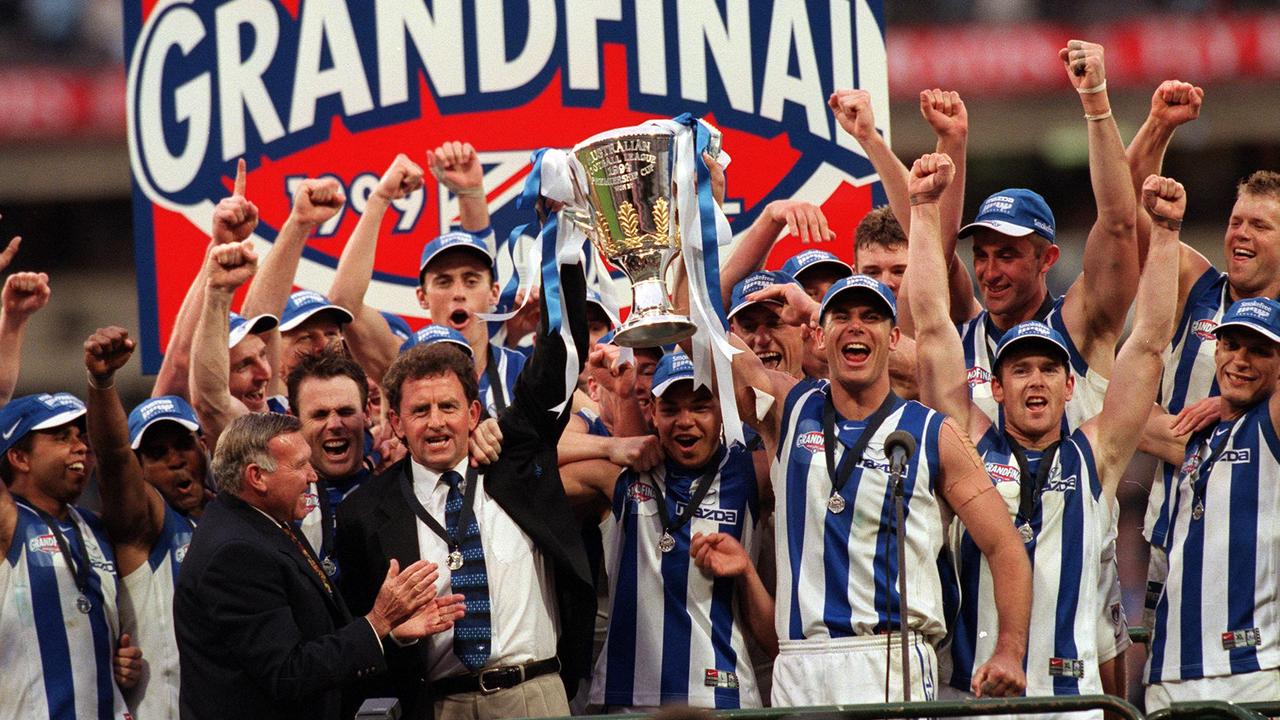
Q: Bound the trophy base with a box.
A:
[613,314,697,348]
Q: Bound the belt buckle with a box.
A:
[477,664,523,695]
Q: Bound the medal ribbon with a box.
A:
[649,454,722,545]
[13,495,96,608]
[400,464,480,559]
[822,392,901,504]
[1177,417,1239,542]
[1003,433,1062,536]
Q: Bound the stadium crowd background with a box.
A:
[1,0,1280,707]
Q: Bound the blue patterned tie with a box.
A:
[443,470,491,671]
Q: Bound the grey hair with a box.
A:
[211,413,302,494]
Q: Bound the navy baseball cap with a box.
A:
[994,321,1070,368]
[278,290,354,332]
[586,289,621,328]
[958,189,1056,244]
[818,274,897,322]
[1214,298,1280,343]
[650,351,695,398]
[418,231,494,275]
[0,393,87,456]
[380,311,413,343]
[399,324,474,357]
[781,250,852,282]
[728,270,800,320]
[228,311,278,348]
[128,395,201,450]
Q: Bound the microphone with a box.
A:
[884,430,917,477]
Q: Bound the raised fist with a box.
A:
[290,177,346,228]
[374,153,425,203]
[2,271,50,319]
[206,240,258,293]
[1059,40,1107,92]
[908,153,955,205]
[84,326,136,379]
[919,89,968,139]
[212,159,259,245]
[1141,175,1187,229]
[1149,80,1204,128]
[828,89,878,144]
[428,141,483,195]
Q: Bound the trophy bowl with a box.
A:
[569,126,696,348]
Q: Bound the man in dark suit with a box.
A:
[335,260,594,720]
[174,412,463,720]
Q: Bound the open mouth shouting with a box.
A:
[422,432,455,455]
[447,309,471,331]
[757,350,782,369]
[242,388,266,411]
[841,342,871,366]
[321,437,352,462]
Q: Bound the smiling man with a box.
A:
[0,392,134,720]
[727,270,1032,705]
[1139,296,1280,710]
[560,350,773,710]
[83,326,212,720]
[728,271,806,379]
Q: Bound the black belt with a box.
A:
[432,657,561,696]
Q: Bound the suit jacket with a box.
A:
[174,491,386,720]
[335,262,594,718]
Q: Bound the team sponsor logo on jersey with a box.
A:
[967,366,992,387]
[796,430,824,454]
[123,0,888,373]
[1048,657,1085,678]
[1180,448,1204,476]
[628,481,656,505]
[1219,448,1252,464]
[675,502,739,525]
[1046,473,1077,493]
[1221,628,1262,650]
[986,462,1020,485]
[703,669,740,689]
[303,491,319,514]
[1192,318,1218,341]
[91,558,117,574]
[175,543,189,564]
[28,533,60,554]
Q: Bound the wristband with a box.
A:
[87,371,115,391]
[1084,110,1113,122]
[909,193,941,206]
[1077,79,1107,94]
[1149,213,1183,231]
[452,186,485,199]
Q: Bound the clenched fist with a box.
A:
[84,326,135,382]
[919,89,967,139]
[429,141,483,195]
[1149,80,1204,129]
[1059,39,1107,91]
[828,89,878,144]
[290,177,346,228]
[206,240,258,294]
[1141,175,1187,231]
[2,271,50,320]
[374,153,425,203]
[907,153,955,206]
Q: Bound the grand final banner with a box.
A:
[124,0,889,373]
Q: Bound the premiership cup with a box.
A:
[568,126,697,348]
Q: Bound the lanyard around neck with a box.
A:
[823,391,900,499]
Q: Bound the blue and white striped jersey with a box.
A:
[591,445,761,709]
[775,383,949,644]
[1145,268,1231,549]
[478,344,528,418]
[0,501,130,720]
[1146,401,1280,684]
[119,503,195,719]
[948,427,1106,696]
[958,299,1108,432]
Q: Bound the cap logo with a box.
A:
[981,196,1016,215]
[141,399,178,420]
[1033,218,1053,234]
[292,291,326,306]
[1235,301,1272,320]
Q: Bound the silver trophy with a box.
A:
[568,126,696,348]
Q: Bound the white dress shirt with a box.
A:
[410,456,559,679]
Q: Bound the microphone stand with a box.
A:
[892,461,911,701]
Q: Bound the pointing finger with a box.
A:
[233,158,247,197]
